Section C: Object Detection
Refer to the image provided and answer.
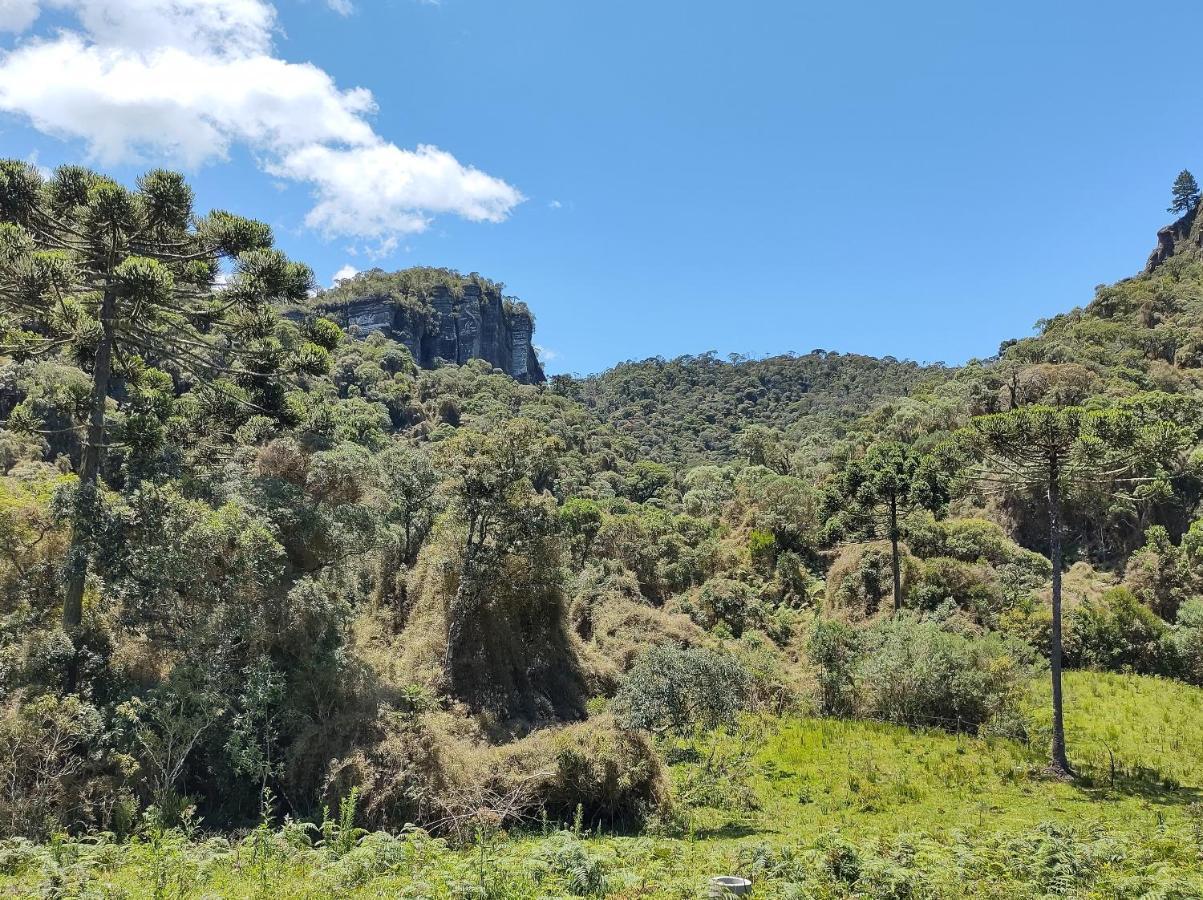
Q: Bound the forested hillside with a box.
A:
[563,351,945,465]
[4,160,1203,896]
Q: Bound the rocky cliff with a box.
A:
[297,269,545,384]
[1146,203,1202,273]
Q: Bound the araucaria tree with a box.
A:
[1169,169,1201,215]
[0,161,328,679]
[824,442,945,612]
[960,405,1183,776]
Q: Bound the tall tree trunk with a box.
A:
[62,289,116,692]
[63,289,116,636]
[1047,461,1072,777]
[889,494,902,613]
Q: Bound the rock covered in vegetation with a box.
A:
[292,268,546,383]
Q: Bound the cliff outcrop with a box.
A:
[295,268,545,384]
[1145,203,1201,273]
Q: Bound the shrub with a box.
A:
[322,709,449,831]
[807,618,860,716]
[1167,599,1203,685]
[856,615,1036,734]
[680,577,762,637]
[1065,587,1170,674]
[533,831,607,895]
[0,694,126,838]
[733,631,803,714]
[748,529,777,570]
[493,714,670,828]
[908,556,1003,619]
[826,542,917,617]
[612,645,748,736]
[325,831,413,889]
[906,516,1051,577]
[1123,525,1187,620]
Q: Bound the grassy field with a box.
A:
[2,671,1202,898]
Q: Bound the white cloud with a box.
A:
[49,0,275,56]
[0,0,522,246]
[331,263,358,285]
[271,142,524,239]
[548,199,562,209]
[533,344,558,361]
[0,0,39,32]
[0,37,376,167]
[326,0,353,14]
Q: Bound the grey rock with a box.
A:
[295,280,545,383]
[1145,204,1201,274]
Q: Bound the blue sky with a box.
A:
[1,0,1200,375]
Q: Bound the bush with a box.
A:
[533,832,607,895]
[0,694,127,838]
[327,711,668,836]
[1167,599,1203,685]
[1065,587,1170,674]
[906,517,1051,577]
[855,615,1036,734]
[807,618,860,716]
[493,714,669,828]
[826,543,917,617]
[612,645,748,735]
[908,556,1003,619]
[679,577,762,637]
[748,529,777,570]
[322,709,448,831]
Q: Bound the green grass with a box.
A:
[2,672,1203,898]
[1039,669,1203,789]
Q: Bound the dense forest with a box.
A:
[4,160,1203,896]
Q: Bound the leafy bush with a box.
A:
[1167,599,1203,685]
[906,516,1051,577]
[494,714,669,827]
[612,645,748,735]
[0,694,124,838]
[908,556,1003,619]
[748,529,777,569]
[855,615,1036,734]
[825,542,918,617]
[807,618,860,716]
[1064,587,1170,674]
[809,614,1036,734]
[678,577,763,637]
[533,832,607,895]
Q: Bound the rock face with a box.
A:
[307,282,545,383]
[1145,204,1201,273]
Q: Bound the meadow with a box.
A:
[2,671,1201,899]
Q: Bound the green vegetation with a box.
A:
[6,160,1203,895]
[2,673,1201,897]
[1170,169,1201,215]
[565,351,943,466]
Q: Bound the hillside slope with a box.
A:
[563,352,946,465]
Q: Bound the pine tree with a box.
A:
[0,161,333,686]
[958,404,1184,776]
[823,442,947,613]
[1169,169,1200,215]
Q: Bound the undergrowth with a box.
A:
[1,672,1201,898]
